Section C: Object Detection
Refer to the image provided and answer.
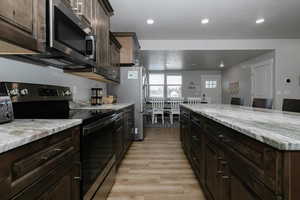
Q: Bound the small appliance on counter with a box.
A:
[102,96,117,104]
[0,82,14,124]
[91,88,103,105]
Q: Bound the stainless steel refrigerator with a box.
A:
[108,66,148,141]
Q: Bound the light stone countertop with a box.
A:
[182,104,300,151]
[73,103,134,111]
[0,119,82,154]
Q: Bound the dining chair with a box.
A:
[151,98,165,124]
[169,98,184,124]
[282,99,300,113]
[252,98,273,109]
[231,97,244,106]
[187,97,202,104]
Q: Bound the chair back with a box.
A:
[231,97,243,106]
[151,98,165,111]
[187,97,202,104]
[252,98,273,109]
[282,99,300,113]
[170,98,184,110]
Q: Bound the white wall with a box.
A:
[222,52,274,106]
[140,39,300,109]
[0,57,106,102]
[182,70,221,98]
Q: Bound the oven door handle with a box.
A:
[83,114,120,136]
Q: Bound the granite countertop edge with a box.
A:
[0,119,82,155]
[182,104,300,151]
[72,103,135,111]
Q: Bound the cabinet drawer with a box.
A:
[0,126,80,199]
[222,128,282,192]
[12,136,74,179]
[11,153,80,200]
[204,117,282,193]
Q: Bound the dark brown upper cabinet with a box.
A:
[70,0,93,26]
[93,0,114,69]
[0,0,46,54]
[110,32,122,68]
[114,32,141,66]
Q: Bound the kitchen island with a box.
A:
[181,104,300,200]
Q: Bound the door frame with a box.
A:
[250,58,275,104]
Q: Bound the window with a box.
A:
[148,73,182,98]
[167,75,182,98]
[205,80,217,89]
[149,74,164,98]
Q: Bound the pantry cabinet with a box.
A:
[0,0,45,53]
[180,107,300,200]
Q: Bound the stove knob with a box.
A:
[20,88,29,96]
[9,88,19,96]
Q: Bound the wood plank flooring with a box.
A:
[106,128,206,200]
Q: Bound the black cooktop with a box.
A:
[69,109,116,124]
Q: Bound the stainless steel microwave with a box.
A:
[47,0,95,66]
[19,0,96,68]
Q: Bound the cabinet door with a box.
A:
[114,126,123,165]
[205,142,220,200]
[228,172,261,200]
[0,0,44,52]
[0,0,33,33]
[95,0,110,68]
[11,154,81,200]
[70,0,92,25]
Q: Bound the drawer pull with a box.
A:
[41,156,49,160]
[222,176,230,179]
[74,161,82,181]
[54,148,62,152]
[218,134,225,139]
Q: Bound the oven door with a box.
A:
[81,114,117,200]
[48,0,95,66]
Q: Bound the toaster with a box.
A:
[0,83,14,124]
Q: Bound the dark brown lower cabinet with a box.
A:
[180,106,300,200]
[115,105,134,168]
[0,127,81,200]
[205,141,220,200]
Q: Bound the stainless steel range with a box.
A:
[2,82,117,200]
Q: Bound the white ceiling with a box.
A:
[109,0,300,40]
[142,50,272,71]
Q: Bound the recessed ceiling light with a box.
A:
[256,18,265,24]
[147,19,154,25]
[201,18,210,24]
[219,61,225,68]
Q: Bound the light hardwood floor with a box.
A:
[106,128,206,200]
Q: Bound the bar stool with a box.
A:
[252,98,273,109]
[282,99,300,113]
[231,97,243,106]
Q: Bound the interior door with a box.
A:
[201,74,222,104]
[251,59,274,100]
